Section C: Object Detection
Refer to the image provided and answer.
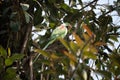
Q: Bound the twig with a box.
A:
[79,0,98,11]
[30,55,33,80]
[20,23,32,54]
[40,64,44,80]
[117,43,120,51]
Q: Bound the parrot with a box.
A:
[33,23,72,63]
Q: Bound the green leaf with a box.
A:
[110,35,118,42]
[39,59,51,65]
[73,33,84,48]
[10,12,17,19]
[11,54,24,60]
[59,38,70,51]
[5,58,13,66]
[78,0,83,6]
[63,51,77,63]
[50,53,59,59]
[5,54,24,66]
[60,3,77,13]
[69,41,79,53]
[3,68,16,80]
[24,11,31,23]
[49,22,56,28]
[34,49,50,58]
[48,0,56,3]
[10,21,20,32]
[34,8,43,26]
[108,40,114,46]
[83,51,97,60]
[109,54,120,67]
[0,58,4,71]
[0,45,7,58]
[20,3,29,11]
[7,48,11,57]
[6,67,16,73]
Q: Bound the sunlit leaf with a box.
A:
[83,44,97,60]
[82,23,94,37]
[63,51,77,63]
[34,49,50,58]
[82,70,87,80]
[7,48,11,57]
[73,32,84,47]
[70,60,75,70]
[90,45,98,53]
[83,33,90,41]
[83,51,97,60]
[84,44,98,53]
[69,41,79,53]
[59,38,70,51]
[50,53,59,59]
[94,41,106,46]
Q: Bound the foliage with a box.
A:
[0,0,120,80]
[0,46,24,80]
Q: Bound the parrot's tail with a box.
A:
[33,39,56,63]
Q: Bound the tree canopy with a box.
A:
[0,0,120,80]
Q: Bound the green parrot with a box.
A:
[43,23,71,50]
[33,23,71,62]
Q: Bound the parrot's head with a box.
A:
[62,23,72,30]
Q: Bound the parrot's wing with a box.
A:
[50,26,67,40]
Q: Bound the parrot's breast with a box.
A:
[60,25,65,30]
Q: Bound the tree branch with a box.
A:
[79,0,98,11]
[20,23,32,54]
[30,55,33,80]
